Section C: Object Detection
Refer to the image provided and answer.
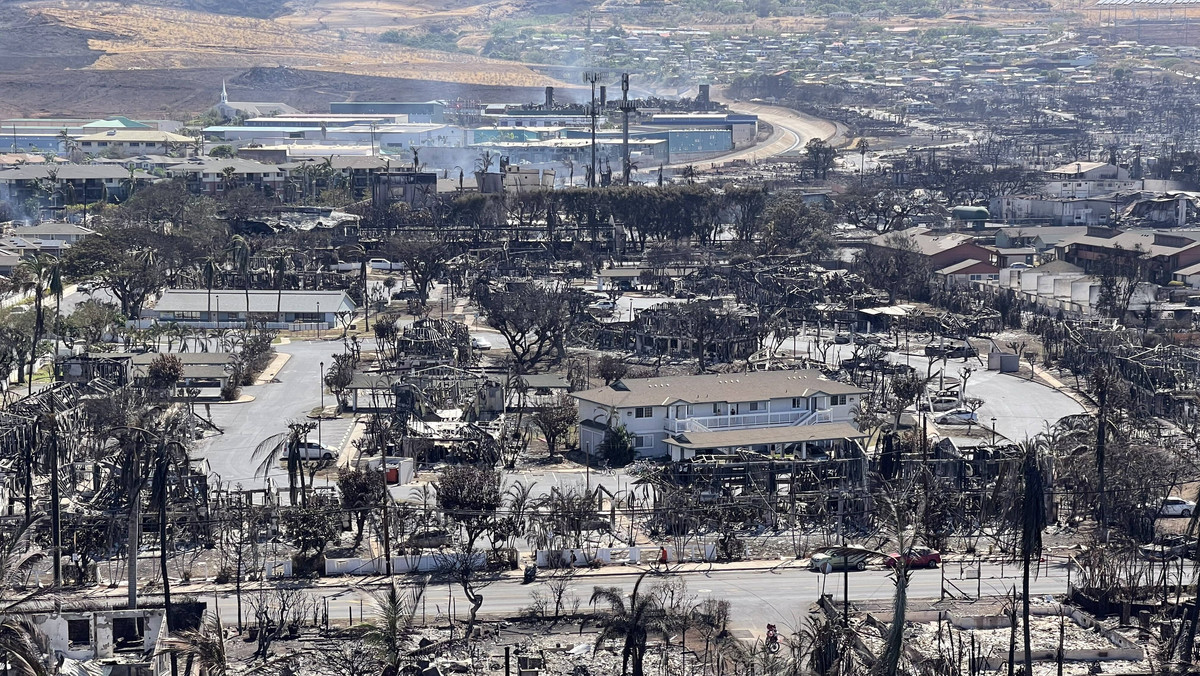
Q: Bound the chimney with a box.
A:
[599,85,607,106]
[544,86,554,109]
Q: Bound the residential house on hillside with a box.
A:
[572,370,867,461]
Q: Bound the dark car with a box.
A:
[885,547,941,569]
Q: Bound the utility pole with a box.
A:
[584,72,601,188]
[620,73,636,185]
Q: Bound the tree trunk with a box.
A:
[1096,381,1109,540]
[50,430,61,586]
[1023,552,1032,674]
[128,498,140,608]
[884,567,908,676]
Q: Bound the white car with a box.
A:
[1159,496,1196,518]
[281,441,339,462]
[369,258,404,272]
[934,409,978,425]
[471,336,492,350]
[590,300,617,311]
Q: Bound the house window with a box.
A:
[792,397,807,409]
[173,311,201,320]
[748,401,764,412]
[634,407,653,418]
[67,618,90,647]
[675,405,688,418]
[830,395,847,406]
[635,435,653,449]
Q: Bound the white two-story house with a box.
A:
[573,370,868,462]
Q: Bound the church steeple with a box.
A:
[221,80,228,104]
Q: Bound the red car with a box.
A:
[885,547,941,569]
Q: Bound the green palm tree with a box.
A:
[14,254,62,394]
[120,165,139,201]
[270,249,294,323]
[590,573,667,676]
[250,420,318,505]
[200,256,221,327]
[226,235,253,331]
[219,166,238,192]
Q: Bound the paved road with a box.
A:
[195,561,1070,636]
[779,332,1084,442]
[656,97,844,171]
[197,339,356,491]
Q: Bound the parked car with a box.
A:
[280,441,339,462]
[833,334,852,344]
[885,547,941,569]
[917,396,960,412]
[1140,535,1190,562]
[590,300,617,312]
[471,336,492,351]
[925,343,978,359]
[809,546,880,572]
[369,258,404,271]
[1159,496,1196,518]
[935,409,979,425]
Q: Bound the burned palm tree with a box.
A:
[0,518,50,675]
[1019,437,1047,674]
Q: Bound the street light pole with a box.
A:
[319,360,325,448]
[584,72,601,188]
[991,417,997,446]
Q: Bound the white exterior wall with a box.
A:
[1019,270,1042,294]
[1053,275,1082,301]
[577,392,860,459]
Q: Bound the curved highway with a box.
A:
[657,96,846,170]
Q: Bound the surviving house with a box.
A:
[75,130,194,157]
[1054,227,1200,284]
[1044,161,1138,198]
[865,228,995,269]
[145,289,356,329]
[0,165,149,206]
[572,370,867,460]
[165,158,293,197]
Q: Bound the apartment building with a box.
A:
[572,370,867,461]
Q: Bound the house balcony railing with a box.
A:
[665,408,833,434]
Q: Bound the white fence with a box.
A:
[535,543,717,567]
[324,551,485,576]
